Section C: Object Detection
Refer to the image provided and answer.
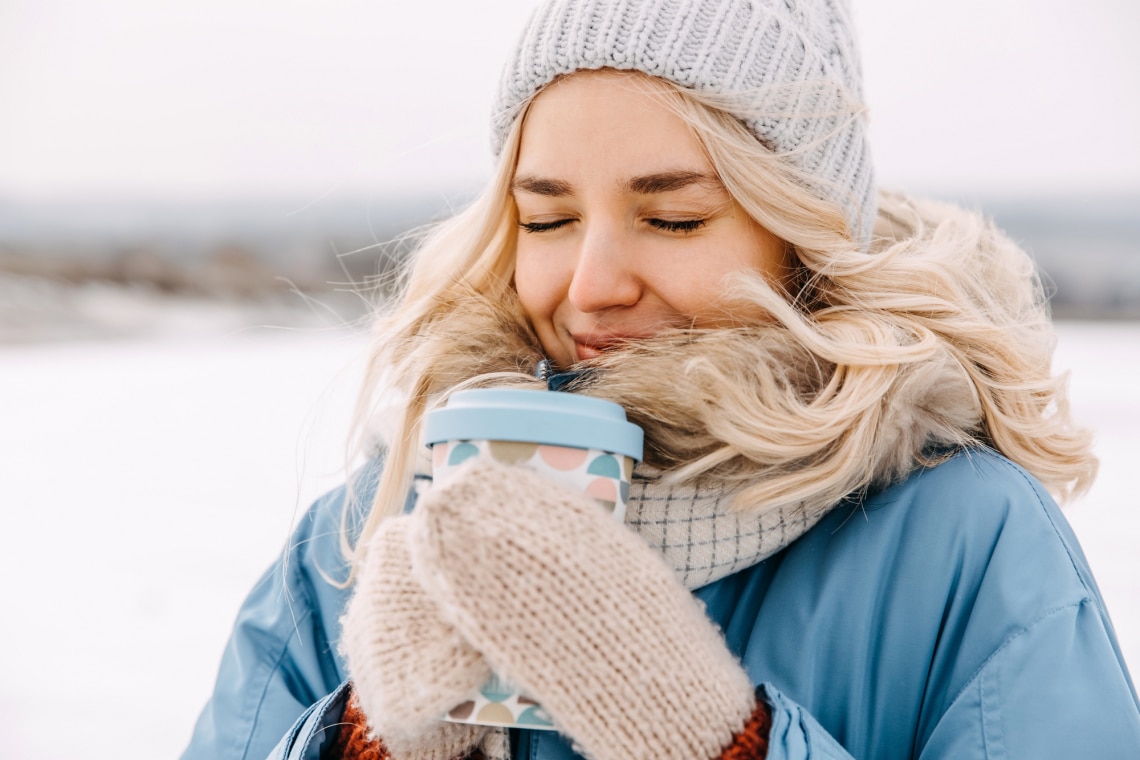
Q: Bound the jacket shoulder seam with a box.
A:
[1000,457,1102,606]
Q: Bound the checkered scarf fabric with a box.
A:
[625,466,827,589]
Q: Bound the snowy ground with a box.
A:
[0,317,1136,759]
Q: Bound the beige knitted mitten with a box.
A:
[340,514,490,759]
[409,458,758,760]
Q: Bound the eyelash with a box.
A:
[648,218,706,233]
[517,218,708,234]
[518,219,572,233]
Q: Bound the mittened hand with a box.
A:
[408,457,758,760]
[340,514,490,758]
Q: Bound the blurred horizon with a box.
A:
[2,187,1138,345]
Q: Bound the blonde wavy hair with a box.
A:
[343,71,1096,569]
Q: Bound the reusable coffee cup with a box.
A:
[423,387,644,730]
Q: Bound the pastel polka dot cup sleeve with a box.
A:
[422,388,644,729]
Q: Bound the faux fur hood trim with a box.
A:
[565,328,986,516]
[408,293,986,519]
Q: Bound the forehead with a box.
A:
[514,71,712,181]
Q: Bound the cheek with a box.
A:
[662,231,787,322]
[513,249,560,323]
[663,272,735,319]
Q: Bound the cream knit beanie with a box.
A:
[491,0,876,246]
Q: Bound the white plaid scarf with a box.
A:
[625,465,826,590]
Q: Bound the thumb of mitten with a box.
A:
[340,514,491,750]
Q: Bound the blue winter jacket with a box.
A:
[182,449,1140,759]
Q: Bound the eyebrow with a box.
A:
[627,170,721,194]
[511,176,574,197]
[511,170,722,197]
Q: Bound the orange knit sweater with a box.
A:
[324,690,771,760]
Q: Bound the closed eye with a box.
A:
[518,219,574,233]
[648,218,706,233]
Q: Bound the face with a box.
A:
[511,71,790,369]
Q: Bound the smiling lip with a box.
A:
[571,333,647,361]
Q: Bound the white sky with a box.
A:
[1,0,1138,201]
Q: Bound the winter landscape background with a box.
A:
[2,0,1138,757]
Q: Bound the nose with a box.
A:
[566,224,643,314]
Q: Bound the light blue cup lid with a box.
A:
[424,388,644,461]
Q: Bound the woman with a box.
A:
[183,1,1140,758]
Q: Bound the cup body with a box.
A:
[423,389,643,730]
[432,438,635,520]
